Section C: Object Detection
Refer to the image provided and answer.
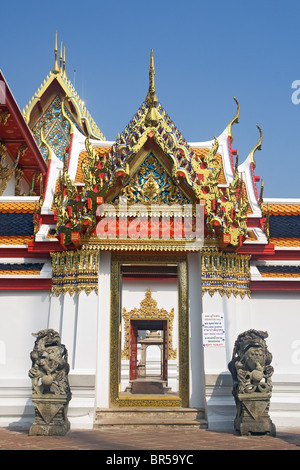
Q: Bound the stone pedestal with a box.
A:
[29,395,70,436]
[234,393,276,436]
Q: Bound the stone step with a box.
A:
[94,407,208,428]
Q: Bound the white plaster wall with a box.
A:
[0,291,50,377]
[47,288,98,429]
[0,290,50,428]
[203,290,300,430]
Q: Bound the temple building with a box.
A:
[0,34,299,430]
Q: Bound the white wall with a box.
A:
[0,290,50,428]
[0,291,50,377]
[203,290,300,429]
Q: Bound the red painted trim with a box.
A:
[39,214,56,225]
[0,71,47,174]
[227,136,235,173]
[0,248,50,259]
[27,241,64,253]
[252,250,300,261]
[237,244,275,255]
[250,280,300,291]
[246,218,262,228]
[0,278,52,290]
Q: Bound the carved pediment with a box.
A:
[113,153,190,207]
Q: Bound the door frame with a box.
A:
[109,252,189,407]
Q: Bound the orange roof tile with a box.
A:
[270,237,300,247]
[0,202,37,213]
[263,204,300,215]
[0,268,41,275]
[0,236,32,245]
[259,271,300,278]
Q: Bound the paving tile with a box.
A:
[0,427,299,451]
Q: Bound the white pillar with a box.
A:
[188,252,206,409]
[95,251,111,409]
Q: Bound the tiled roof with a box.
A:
[0,202,37,213]
[257,265,300,278]
[269,214,300,238]
[0,236,32,245]
[0,263,43,275]
[0,213,34,236]
[263,204,300,215]
[269,237,300,247]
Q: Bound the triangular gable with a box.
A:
[113,152,191,206]
[22,33,105,165]
[41,50,268,251]
[0,70,47,196]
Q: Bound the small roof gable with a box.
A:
[0,70,47,195]
[22,33,105,165]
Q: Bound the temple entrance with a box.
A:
[129,320,168,393]
[109,254,189,407]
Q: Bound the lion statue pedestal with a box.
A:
[28,329,71,436]
[228,329,276,436]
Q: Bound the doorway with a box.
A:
[109,253,189,407]
[130,319,167,382]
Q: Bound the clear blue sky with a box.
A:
[2,0,300,198]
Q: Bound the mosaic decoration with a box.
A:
[201,249,251,298]
[32,95,77,162]
[114,153,190,206]
[50,247,99,296]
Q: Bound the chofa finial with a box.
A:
[227,96,240,143]
[249,124,263,169]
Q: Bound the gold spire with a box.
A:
[145,49,160,127]
[63,45,67,79]
[52,31,60,74]
[145,49,158,108]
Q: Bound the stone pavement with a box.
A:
[0,426,300,451]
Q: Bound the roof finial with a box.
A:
[145,49,158,109]
[249,124,263,169]
[227,97,240,143]
[59,40,63,74]
[62,44,67,79]
[52,31,60,74]
[145,49,159,126]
